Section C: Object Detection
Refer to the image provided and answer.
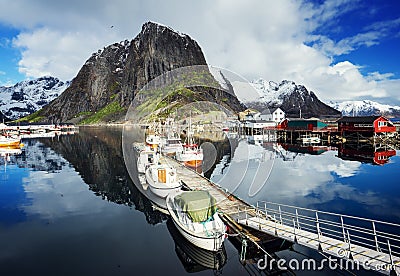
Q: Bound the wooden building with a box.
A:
[337,116,396,133]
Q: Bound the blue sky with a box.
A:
[0,0,399,104]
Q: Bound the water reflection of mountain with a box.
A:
[40,126,168,225]
[338,143,396,165]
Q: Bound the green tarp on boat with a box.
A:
[175,191,217,223]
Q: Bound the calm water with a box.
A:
[1,126,399,275]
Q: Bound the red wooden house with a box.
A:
[337,116,396,134]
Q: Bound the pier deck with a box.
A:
[161,155,400,275]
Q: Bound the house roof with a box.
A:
[337,116,381,123]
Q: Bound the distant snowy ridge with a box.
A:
[328,100,400,117]
[0,76,70,120]
[233,78,341,118]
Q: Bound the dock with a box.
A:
[160,155,400,275]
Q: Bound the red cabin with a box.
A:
[337,116,396,134]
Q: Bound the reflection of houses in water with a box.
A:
[271,143,334,161]
[337,143,396,165]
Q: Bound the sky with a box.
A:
[0,0,399,105]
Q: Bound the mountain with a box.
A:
[31,22,242,124]
[328,100,400,117]
[243,78,341,118]
[0,76,70,120]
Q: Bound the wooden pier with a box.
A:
[160,155,400,275]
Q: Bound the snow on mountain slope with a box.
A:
[328,100,400,117]
[0,76,70,120]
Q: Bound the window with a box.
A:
[378,121,387,127]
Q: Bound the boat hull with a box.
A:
[166,194,225,252]
[145,166,181,198]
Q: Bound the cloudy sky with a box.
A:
[0,0,399,104]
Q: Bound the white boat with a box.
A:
[137,149,159,174]
[297,134,321,144]
[161,137,183,156]
[145,163,181,198]
[166,190,226,252]
[176,143,203,168]
[0,136,21,148]
[145,134,161,151]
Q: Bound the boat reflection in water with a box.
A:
[166,219,227,273]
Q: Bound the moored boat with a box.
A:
[145,163,181,198]
[161,137,183,156]
[176,143,203,168]
[0,136,21,148]
[145,134,161,151]
[166,190,226,252]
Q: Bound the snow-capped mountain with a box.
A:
[0,76,70,120]
[329,100,400,117]
[244,78,341,118]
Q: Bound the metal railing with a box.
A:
[235,201,400,272]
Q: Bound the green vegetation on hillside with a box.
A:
[15,109,44,123]
[79,101,126,124]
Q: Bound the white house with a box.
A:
[254,107,285,123]
[272,108,285,123]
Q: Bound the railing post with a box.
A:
[295,209,300,229]
[279,205,283,224]
[372,221,380,252]
[265,202,267,218]
[347,230,353,260]
[245,206,248,225]
[293,218,297,243]
[341,216,346,242]
[274,214,278,236]
[387,240,395,268]
[316,212,322,250]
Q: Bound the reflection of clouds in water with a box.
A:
[22,167,109,220]
[212,146,400,219]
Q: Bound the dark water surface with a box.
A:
[1,126,398,276]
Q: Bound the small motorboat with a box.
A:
[145,163,181,198]
[166,190,226,252]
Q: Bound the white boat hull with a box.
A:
[167,194,225,252]
[145,165,181,198]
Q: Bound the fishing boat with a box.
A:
[176,143,203,168]
[145,134,161,151]
[0,136,21,148]
[145,163,181,198]
[166,190,226,252]
[137,149,159,174]
[161,136,183,156]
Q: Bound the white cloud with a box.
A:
[0,0,399,104]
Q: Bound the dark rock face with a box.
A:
[40,22,221,123]
[279,82,341,118]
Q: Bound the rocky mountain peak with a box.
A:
[36,22,236,124]
[245,78,341,118]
